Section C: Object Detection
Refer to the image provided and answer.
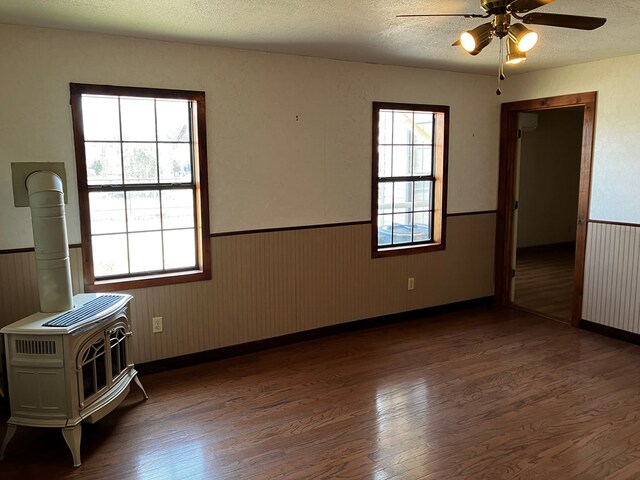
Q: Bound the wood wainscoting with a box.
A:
[583,220,640,333]
[0,213,496,365]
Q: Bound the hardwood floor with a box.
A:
[2,306,640,479]
[514,244,575,322]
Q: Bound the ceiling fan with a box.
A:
[398,0,606,92]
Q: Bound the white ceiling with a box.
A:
[2,0,640,75]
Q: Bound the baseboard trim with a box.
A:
[579,319,640,346]
[516,241,576,255]
[137,296,495,376]
[508,304,569,325]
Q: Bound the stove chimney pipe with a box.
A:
[26,170,73,313]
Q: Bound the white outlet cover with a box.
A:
[152,316,163,332]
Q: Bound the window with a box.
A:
[70,84,210,291]
[372,102,449,257]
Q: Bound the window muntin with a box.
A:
[71,84,210,291]
[372,103,448,256]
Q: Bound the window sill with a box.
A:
[373,242,446,258]
[85,269,211,292]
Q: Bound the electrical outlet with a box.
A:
[408,278,415,290]
[152,316,163,333]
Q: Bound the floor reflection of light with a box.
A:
[373,468,392,480]
[134,432,208,480]
[374,380,430,477]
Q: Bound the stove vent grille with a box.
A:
[15,339,57,355]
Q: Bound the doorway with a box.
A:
[511,108,584,322]
[495,92,597,327]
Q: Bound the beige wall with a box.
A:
[2,22,638,351]
[2,24,639,342]
[0,25,500,363]
[0,24,499,250]
[516,109,583,248]
[502,54,640,225]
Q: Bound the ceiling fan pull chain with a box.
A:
[500,38,506,80]
[496,38,503,95]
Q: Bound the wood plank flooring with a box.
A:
[514,245,575,321]
[2,306,640,479]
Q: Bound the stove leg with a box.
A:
[134,374,149,400]
[62,424,82,467]
[0,424,17,461]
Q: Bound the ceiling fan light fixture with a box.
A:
[460,32,477,52]
[506,53,527,65]
[506,38,527,64]
[460,22,493,55]
[508,23,538,52]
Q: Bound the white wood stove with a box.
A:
[0,293,147,467]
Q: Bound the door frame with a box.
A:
[494,92,597,327]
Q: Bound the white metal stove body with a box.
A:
[0,293,147,467]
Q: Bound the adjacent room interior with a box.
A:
[512,107,584,322]
[1,0,640,478]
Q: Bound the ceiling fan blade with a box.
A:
[397,13,486,18]
[508,0,555,14]
[523,13,607,30]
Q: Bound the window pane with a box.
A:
[123,143,158,184]
[85,142,123,185]
[413,112,434,145]
[162,190,195,229]
[81,96,120,141]
[377,214,393,246]
[414,181,433,211]
[378,110,393,144]
[127,190,161,232]
[391,145,411,177]
[393,181,412,213]
[129,231,163,273]
[158,143,192,183]
[393,111,413,144]
[163,229,196,269]
[89,192,126,234]
[92,234,128,277]
[413,211,432,242]
[392,213,412,245]
[378,183,393,214]
[378,145,392,178]
[157,100,190,141]
[413,146,433,176]
[121,98,156,141]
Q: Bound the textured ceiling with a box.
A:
[1,0,640,75]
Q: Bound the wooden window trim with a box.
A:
[371,102,449,258]
[70,83,211,292]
